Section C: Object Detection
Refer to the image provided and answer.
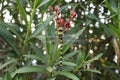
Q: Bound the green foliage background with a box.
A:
[0,0,120,80]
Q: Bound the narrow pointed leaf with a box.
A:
[63,61,77,67]
[16,0,28,25]
[3,71,12,80]
[57,71,79,80]
[0,22,20,57]
[24,54,44,62]
[63,50,80,60]
[0,59,17,70]
[30,42,45,59]
[12,66,46,77]
[83,53,103,66]
[82,69,101,74]
[30,16,53,38]
[34,0,50,9]
[109,24,120,39]
[76,51,86,65]
[62,27,85,54]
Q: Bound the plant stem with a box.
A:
[73,60,85,73]
[20,2,37,80]
[20,2,36,64]
[73,53,90,72]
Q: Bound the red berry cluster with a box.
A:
[49,6,77,32]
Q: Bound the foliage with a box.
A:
[0,0,120,80]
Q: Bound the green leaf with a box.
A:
[47,77,56,80]
[16,0,28,25]
[57,71,79,80]
[46,22,57,58]
[47,22,56,38]
[43,0,56,12]
[55,61,77,67]
[37,0,50,9]
[0,19,22,41]
[3,71,12,80]
[24,54,44,62]
[63,66,74,72]
[14,76,23,80]
[60,3,76,11]
[47,67,53,72]
[34,0,50,9]
[0,59,17,70]
[109,0,117,12]
[30,16,53,39]
[63,50,79,60]
[29,42,45,59]
[82,69,101,74]
[109,24,120,39]
[45,37,51,55]
[104,0,115,14]
[25,0,30,5]
[0,20,22,40]
[7,23,22,41]
[83,53,103,66]
[12,66,46,78]
[76,51,86,65]
[63,61,77,67]
[0,22,20,57]
[34,35,46,44]
[62,27,85,54]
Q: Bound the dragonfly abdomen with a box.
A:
[57,26,63,71]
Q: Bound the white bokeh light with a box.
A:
[89,49,94,54]
[43,13,47,21]
[32,59,37,66]
[65,0,72,3]
[3,9,13,23]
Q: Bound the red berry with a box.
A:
[54,6,59,12]
[65,21,70,28]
